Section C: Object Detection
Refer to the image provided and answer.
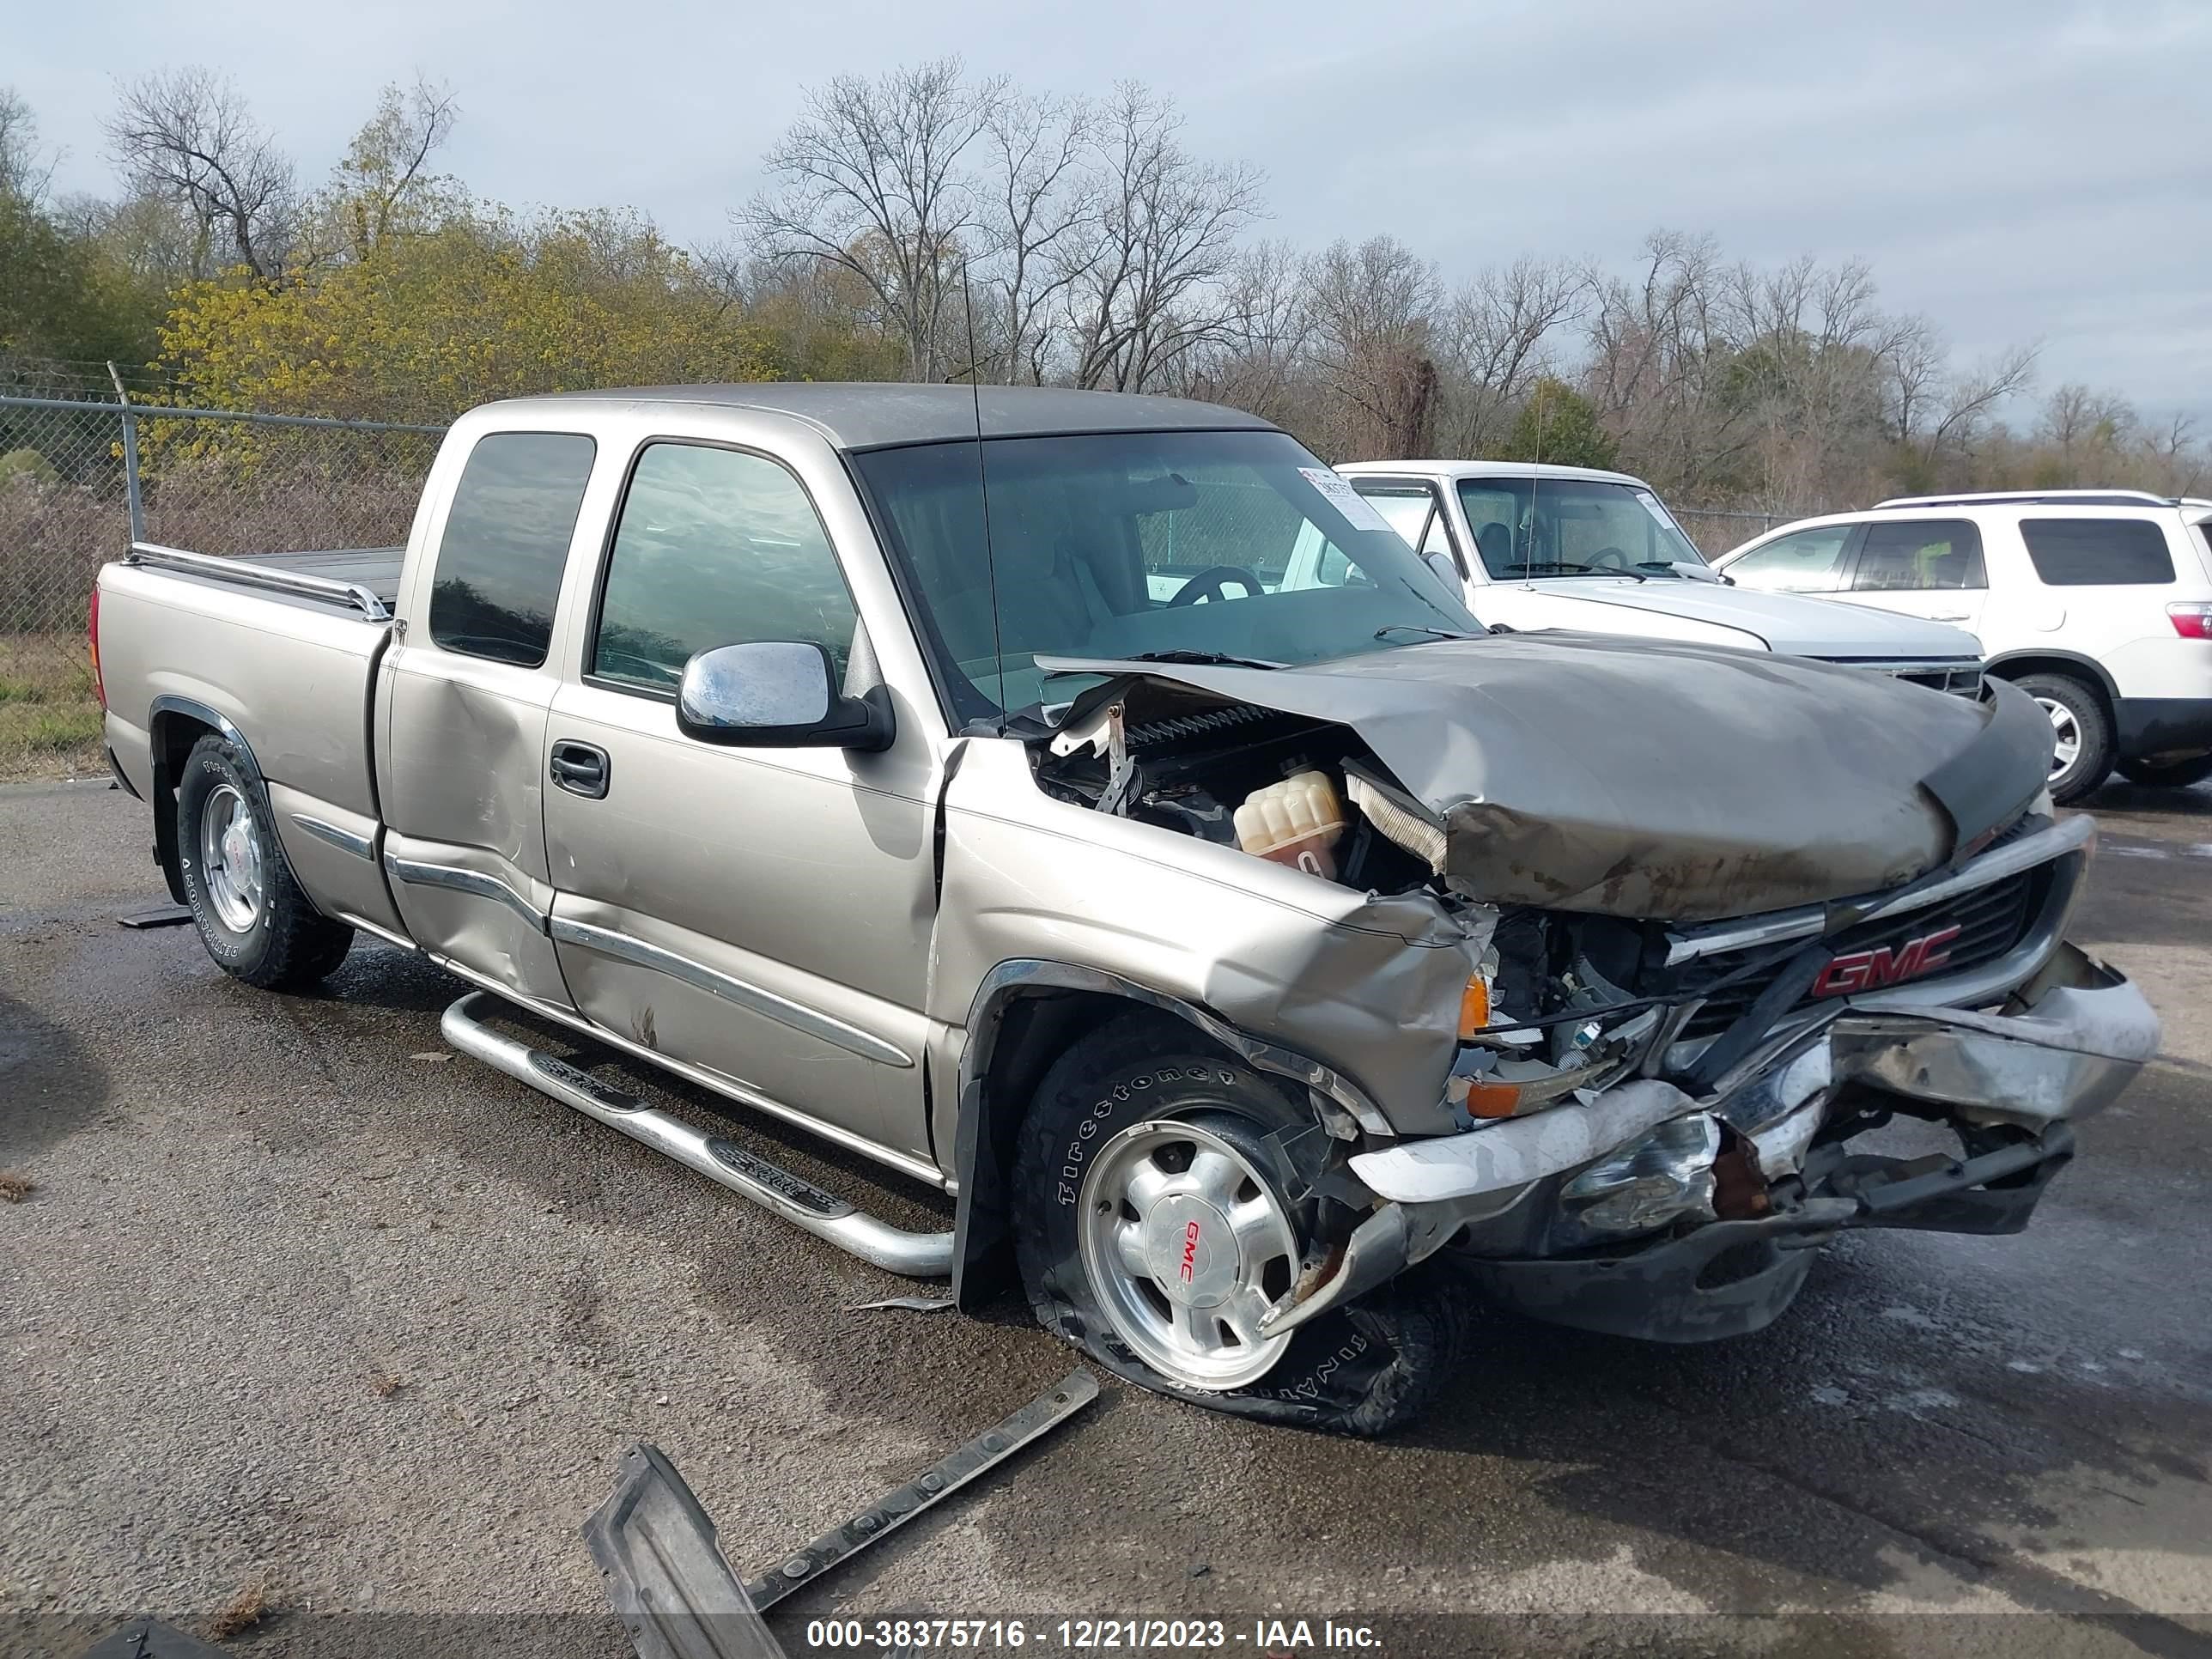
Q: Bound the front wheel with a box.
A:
[176,734,354,991]
[1010,1014,1464,1436]
[2118,752,2212,789]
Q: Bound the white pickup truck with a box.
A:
[1331,460,1987,696]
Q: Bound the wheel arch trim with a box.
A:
[948,958,1393,1310]
[1982,649,2121,710]
[149,695,279,904]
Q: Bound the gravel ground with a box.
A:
[3,775,2209,1659]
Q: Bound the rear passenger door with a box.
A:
[380,428,600,1006]
[1832,518,1989,635]
[538,439,939,1173]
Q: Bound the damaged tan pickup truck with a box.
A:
[91,385,2160,1434]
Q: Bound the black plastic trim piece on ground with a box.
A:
[74,1618,233,1658]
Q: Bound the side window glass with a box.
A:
[591,443,859,694]
[1725,526,1853,593]
[1352,487,1435,549]
[428,432,597,665]
[1849,520,1986,591]
[2020,519,2176,586]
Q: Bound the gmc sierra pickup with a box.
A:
[91,384,2160,1435]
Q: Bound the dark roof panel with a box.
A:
[523,382,1275,449]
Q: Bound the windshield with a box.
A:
[1455,477,1707,578]
[852,428,1483,720]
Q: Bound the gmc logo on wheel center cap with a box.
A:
[1812,923,1963,998]
[1179,1220,1201,1282]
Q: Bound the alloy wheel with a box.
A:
[199,782,265,933]
[1076,1115,1301,1389]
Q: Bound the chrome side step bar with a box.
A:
[440,993,953,1279]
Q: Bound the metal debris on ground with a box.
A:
[843,1295,956,1314]
[115,904,193,929]
[585,1368,1101,1659]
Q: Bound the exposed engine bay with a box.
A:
[1024,652,2160,1349]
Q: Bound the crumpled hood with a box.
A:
[1040,634,2052,921]
[1517,578,1984,659]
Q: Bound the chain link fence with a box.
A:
[0,386,1822,778]
[0,392,444,778]
[1670,506,1808,558]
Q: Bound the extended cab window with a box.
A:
[2020,518,2175,586]
[1849,520,1985,591]
[1351,483,1459,570]
[428,432,597,666]
[1726,525,1853,593]
[591,442,860,694]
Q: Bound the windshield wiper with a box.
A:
[1500,561,1645,581]
[1373,624,1482,643]
[1114,649,1286,670]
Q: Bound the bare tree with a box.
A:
[740,58,998,380]
[1058,83,1265,392]
[2037,382,2136,465]
[327,76,460,259]
[0,86,57,205]
[106,67,298,279]
[1168,238,1310,427]
[1435,255,1584,455]
[1906,341,2040,467]
[1304,235,1443,458]
[976,90,1095,383]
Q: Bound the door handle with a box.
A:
[550,740,611,799]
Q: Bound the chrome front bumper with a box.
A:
[1350,940,2159,1206]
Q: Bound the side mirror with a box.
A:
[676,641,894,752]
[1425,550,1462,587]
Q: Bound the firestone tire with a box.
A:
[175,734,355,992]
[1009,1013,1466,1437]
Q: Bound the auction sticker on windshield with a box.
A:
[1299,466,1398,536]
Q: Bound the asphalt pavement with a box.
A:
[2,774,2209,1659]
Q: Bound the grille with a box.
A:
[1674,865,2045,1041]
[1827,659,1984,696]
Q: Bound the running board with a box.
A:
[440,992,953,1279]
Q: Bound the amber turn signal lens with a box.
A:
[1464,1081,1522,1118]
[1457,975,1492,1040]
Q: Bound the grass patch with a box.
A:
[0,1172,35,1203]
[207,1582,275,1641]
[0,635,102,780]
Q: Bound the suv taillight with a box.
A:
[2169,601,2212,641]
[88,585,106,710]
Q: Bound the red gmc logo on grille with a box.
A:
[1813,923,1962,997]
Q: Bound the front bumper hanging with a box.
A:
[1286,942,2157,1344]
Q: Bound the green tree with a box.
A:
[1496,377,1618,470]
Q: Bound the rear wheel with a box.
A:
[176,734,354,990]
[2118,752,2212,789]
[1010,1013,1464,1436]
[2014,672,2112,804]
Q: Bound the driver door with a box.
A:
[538,439,939,1172]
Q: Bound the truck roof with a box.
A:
[501,383,1276,452]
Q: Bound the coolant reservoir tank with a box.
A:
[1234,770,1347,880]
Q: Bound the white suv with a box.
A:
[1716,490,2212,801]
[1334,461,1985,697]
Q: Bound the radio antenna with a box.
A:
[960,255,1008,732]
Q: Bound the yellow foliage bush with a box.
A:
[160,207,781,422]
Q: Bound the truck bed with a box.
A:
[232,547,404,608]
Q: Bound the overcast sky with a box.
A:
[13,0,2210,426]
